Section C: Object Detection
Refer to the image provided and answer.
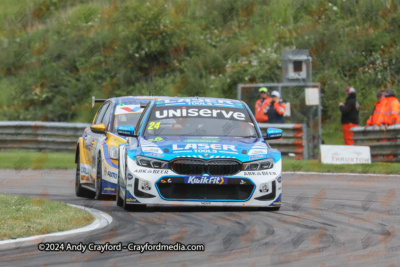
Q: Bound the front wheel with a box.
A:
[94,157,103,200]
[122,187,132,211]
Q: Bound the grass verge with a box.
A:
[0,194,94,240]
[283,159,400,174]
[0,151,75,169]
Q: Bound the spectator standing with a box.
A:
[339,87,360,145]
[365,91,385,128]
[254,87,271,123]
[266,91,286,123]
[381,89,400,126]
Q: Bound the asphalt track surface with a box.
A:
[1,169,400,267]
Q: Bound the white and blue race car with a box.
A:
[116,97,282,210]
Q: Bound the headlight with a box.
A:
[242,159,274,171]
[110,146,119,160]
[136,156,169,169]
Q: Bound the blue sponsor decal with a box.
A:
[80,166,90,175]
[127,173,133,180]
[102,179,117,194]
[270,194,282,206]
[156,98,242,108]
[145,152,165,158]
[161,162,168,169]
[126,190,140,203]
[107,171,117,179]
[249,155,266,160]
[184,176,227,185]
[243,164,250,170]
[277,176,281,183]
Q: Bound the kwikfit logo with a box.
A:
[184,176,227,185]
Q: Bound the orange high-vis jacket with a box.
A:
[273,102,285,115]
[366,101,384,126]
[255,97,271,123]
[381,96,400,125]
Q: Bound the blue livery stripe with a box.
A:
[102,144,118,169]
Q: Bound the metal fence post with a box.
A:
[302,123,309,160]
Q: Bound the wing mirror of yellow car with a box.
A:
[90,123,106,134]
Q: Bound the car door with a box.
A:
[89,102,111,181]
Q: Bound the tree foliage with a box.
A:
[0,0,398,133]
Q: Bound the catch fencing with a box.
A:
[0,121,88,151]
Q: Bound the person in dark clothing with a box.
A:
[266,91,286,123]
[339,87,360,145]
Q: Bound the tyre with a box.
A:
[269,206,281,211]
[259,206,280,211]
[122,186,132,211]
[75,153,95,198]
[94,156,103,200]
[116,167,123,207]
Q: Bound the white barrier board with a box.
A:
[320,145,371,164]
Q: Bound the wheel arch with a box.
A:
[75,137,83,163]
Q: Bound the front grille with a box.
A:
[156,177,254,201]
[171,159,204,175]
[171,159,241,175]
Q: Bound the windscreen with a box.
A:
[143,105,258,137]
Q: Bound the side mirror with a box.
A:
[117,125,136,137]
[264,128,283,140]
[90,123,106,134]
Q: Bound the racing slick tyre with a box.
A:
[259,206,281,211]
[94,156,104,200]
[269,206,281,211]
[116,168,123,207]
[122,186,132,211]
[75,154,95,198]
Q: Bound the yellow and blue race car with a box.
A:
[75,96,161,199]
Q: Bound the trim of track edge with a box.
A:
[0,203,113,250]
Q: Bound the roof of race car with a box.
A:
[154,97,245,108]
[108,96,163,105]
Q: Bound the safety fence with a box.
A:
[0,121,88,151]
[258,123,308,160]
[351,125,400,162]
[0,121,309,159]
